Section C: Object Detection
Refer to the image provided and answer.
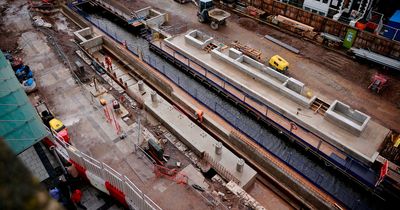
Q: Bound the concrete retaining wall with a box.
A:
[283,78,304,94]
[61,5,90,28]
[211,47,314,107]
[184,30,214,49]
[74,27,103,53]
[135,6,152,18]
[102,39,173,96]
[229,48,243,59]
[74,28,91,40]
[261,66,289,83]
[325,100,370,136]
[228,133,335,210]
[146,13,167,29]
[81,36,103,50]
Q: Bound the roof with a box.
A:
[390,10,400,23]
[0,51,49,154]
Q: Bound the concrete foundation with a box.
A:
[325,100,370,136]
[182,30,315,108]
[161,30,389,164]
[127,82,257,189]
[132,6,168,30]
[74,27,103,53]
[185,30,214,50]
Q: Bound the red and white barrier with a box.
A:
[59,143,161,210]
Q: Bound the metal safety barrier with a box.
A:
[65,145,162,210]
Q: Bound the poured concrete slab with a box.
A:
[127,83,257,188]
[159,32,390,164]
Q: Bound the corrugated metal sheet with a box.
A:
[0,51,49,154]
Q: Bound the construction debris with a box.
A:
[226,181,266,210]
[32,16,52,28]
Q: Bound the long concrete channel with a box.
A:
[62,2,391,210]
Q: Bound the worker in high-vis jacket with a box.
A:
[105,56,112,71]
[195,109,204,123]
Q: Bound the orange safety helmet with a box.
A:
[195,109,204,123]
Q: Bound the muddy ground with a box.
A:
[118,0,400,132]
[0,1,270,209]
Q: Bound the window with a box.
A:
[322,0,329,3]
[304,7,311,11]
[319,11,325,16]
[312,9,318,13]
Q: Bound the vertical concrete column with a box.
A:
[151,91,158,103]
[138,80,144,92]
[215,142,222,155]
[236,158,244,173]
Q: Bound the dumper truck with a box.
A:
[197,0,230,30]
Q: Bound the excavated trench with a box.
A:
[72,3,395,209]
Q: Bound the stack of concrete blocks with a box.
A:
[325,100,370,136]
[73,27,103,54]
[184,30,214,50]
[210,45,316,108]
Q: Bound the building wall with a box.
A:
[303,0,332,16]
[248,0,400,59]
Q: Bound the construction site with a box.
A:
[1,0,400,210]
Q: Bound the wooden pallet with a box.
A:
[310,98,330,115]
[232,41,262,60]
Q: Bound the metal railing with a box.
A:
[65,145,162,210]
